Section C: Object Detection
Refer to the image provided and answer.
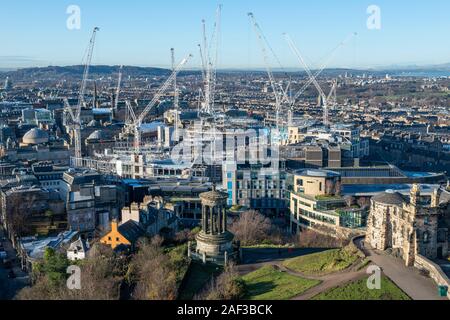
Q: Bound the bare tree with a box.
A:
[63,243,123,300]
[5,194,37,240]
[344,196,355,207]
[295,229,347,248]
[199,263,246,300]
[229,210,272,246]
[357,197,370,209]
[130,236,177,300]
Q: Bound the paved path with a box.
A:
[239,241,448,300]
[237,247,368,300]
[356,238,447,301]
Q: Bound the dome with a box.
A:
[22,128,49,145]
[200,186,228,203]
[87,130,109,141]
[372,190,405,206]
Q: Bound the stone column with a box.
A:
[210,206,214,235]
[222,206,227,233]
[202,205,207,232]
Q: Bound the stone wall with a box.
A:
[414,254,450,299]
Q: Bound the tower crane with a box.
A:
[114,65,123,111]
[286,33,356,120]
[65,27,99,166]
[129,54,192,154]
[171,48,180,140]
[248,13,289,129]
[198,5,221,117]
[285,33,333,126]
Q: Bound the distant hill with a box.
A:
[1,63,448,81]
[1,65,173,80]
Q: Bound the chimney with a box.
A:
[410,184,421,207]
[431,188,441,208]
[111,219,119,232]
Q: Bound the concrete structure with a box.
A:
[223,162,287,216]
[289,170,368,239]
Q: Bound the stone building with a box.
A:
[191,187,238,265]
[367,185,449,266]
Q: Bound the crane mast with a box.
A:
[132,54,192,154]
[287,33,356,123]
[198,5,221,117]
[284,33,330,126]
[66,27,99,166]
[171,48,180,140]
[114,65,123,111]
[248,13,285,129]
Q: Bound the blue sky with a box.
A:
[0,0,449,69]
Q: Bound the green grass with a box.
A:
[177,262,223,300]
[315,195,343,201]
[166,244,190,285]
[312,276,411,300]
[283,248,359,276]
[241,265,320,300]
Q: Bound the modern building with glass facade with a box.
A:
[223,161,288,216]
[289,169,368,238]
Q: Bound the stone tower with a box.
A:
[194,186,236,265]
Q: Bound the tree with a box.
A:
[344,196,355,208]
[5,193,38,240]
[17,243,124,300]
[200,263,246,300]
[130,236,178,300]
[229,210,272,246]
[62,243,124,300]
[357,197,370,209]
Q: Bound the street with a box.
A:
[0,226,29,300]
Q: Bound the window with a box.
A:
[423,232,429,244]
[108,237,111,241]
[116,237,120,242]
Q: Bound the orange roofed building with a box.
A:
[100,219,144,250]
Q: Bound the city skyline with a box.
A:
[1,0,449,69]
